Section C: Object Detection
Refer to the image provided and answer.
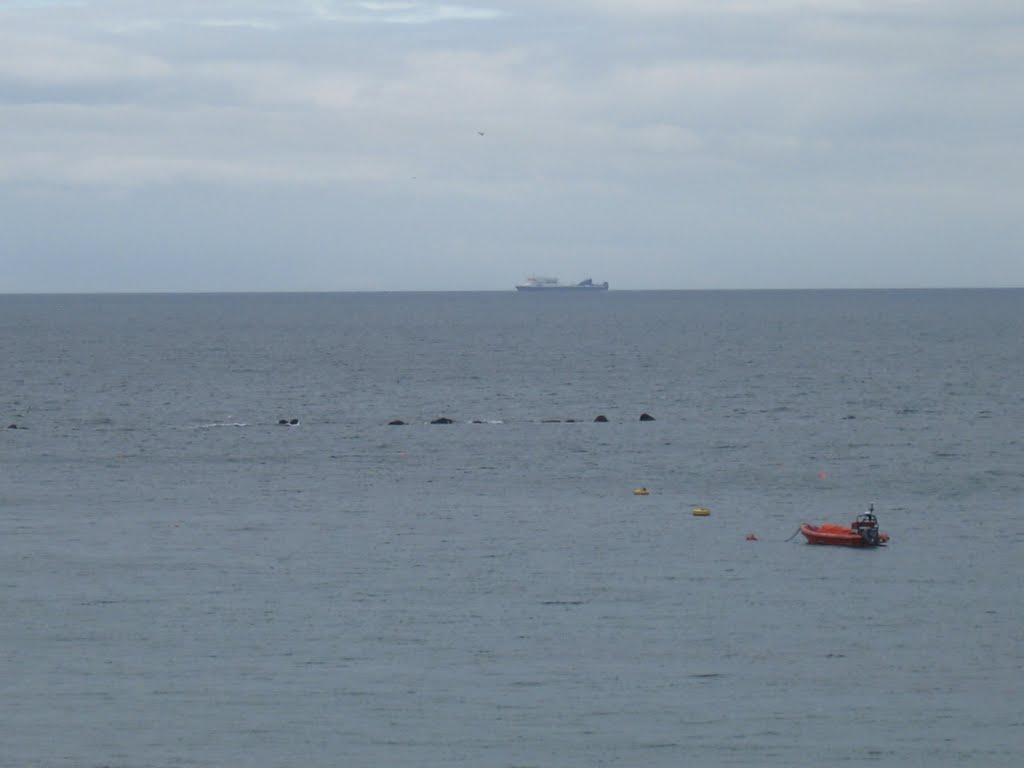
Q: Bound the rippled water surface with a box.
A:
[2,290,1022,767]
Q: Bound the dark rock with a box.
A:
[431,417,455,424]
[594,415,608,422]
[639,413,655,421]
[388,419,406,425]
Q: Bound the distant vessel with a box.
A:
[515,276,609,292]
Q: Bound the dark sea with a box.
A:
[2,289,1022,767]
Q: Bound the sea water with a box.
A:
[1,290,1022,767]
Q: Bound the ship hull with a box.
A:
[799,523,889,547]
[515,284,608,292]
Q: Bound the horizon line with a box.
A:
[1,286,1022,297]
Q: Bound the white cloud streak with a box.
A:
[0,34,170,84]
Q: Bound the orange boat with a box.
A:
[800,504,889,547]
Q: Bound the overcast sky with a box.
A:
[1,0,1021,291]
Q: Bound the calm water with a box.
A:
[2,290,1022,767]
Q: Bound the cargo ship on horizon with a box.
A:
[515,276,609,292]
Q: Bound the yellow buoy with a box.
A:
[633,488,650,496]
[692,507,711,516]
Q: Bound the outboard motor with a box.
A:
[858,523,881,545]
[852,502,881,545]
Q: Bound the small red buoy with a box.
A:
[746,534,758,541]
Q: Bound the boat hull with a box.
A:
[800,523,889,547]
[515,284,608,292]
